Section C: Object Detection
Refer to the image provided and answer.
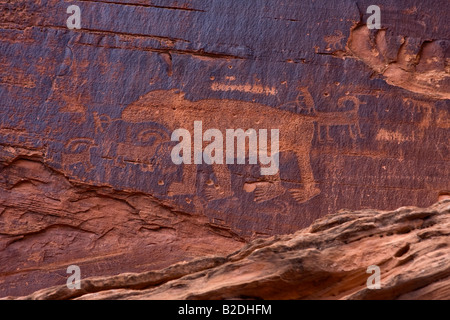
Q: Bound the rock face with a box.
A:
[5,200,449,300]
[0,156,244,297]
[0,0,449,298]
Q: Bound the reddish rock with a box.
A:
[0,0,448,298]
[0,156,243,297]
[5,200,449,300]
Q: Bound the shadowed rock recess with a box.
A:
[3,200,449,300]
[0,0,449,299]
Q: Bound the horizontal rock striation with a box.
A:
[5,200,449,300]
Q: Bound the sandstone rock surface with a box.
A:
[1,0,449,299]
[5,200,449,300]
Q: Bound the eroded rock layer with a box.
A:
[0,156,244,297]
[5,201,449,300]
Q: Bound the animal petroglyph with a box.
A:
[112,128,170,172]
[121,90,321,204]
[59,88,368,204]
[437,110,450,129]
[210,82,278,96]
[278,87,315,114]
[281,89,366,142]
[100,122,171,173]
[404,98,436,140]
[376,129,413,143]
[324,30,345,51]
[62,138,96,172]
[317,96,366,142]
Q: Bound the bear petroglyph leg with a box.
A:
[289,141,320,204]
[204,163,234,201]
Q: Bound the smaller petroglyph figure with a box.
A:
[93,112,112,134]
[283,92,366,142]
[324,30,345,51]
[279,87,315,114]
[102,123,170,173]
[121,90,320,204]
[317,96,366,142]
[404,98,436,117]
[62,138,96,172]
[404,98,436,140]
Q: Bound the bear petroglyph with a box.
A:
[121,89,367,204]
[122,90,322,203]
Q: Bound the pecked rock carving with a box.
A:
[121,89,321,204]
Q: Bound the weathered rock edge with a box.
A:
[5,200,449,300]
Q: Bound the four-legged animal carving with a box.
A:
[121,90,321,203]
